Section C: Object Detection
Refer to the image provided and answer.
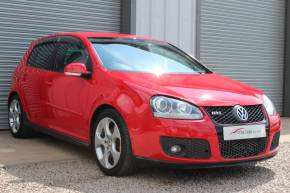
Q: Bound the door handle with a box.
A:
[45,80,54,86]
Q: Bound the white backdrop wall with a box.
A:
[132,0,197,57]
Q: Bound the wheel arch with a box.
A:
[89,104,120,145]
[8,90,30,120]
[8,91,18,106]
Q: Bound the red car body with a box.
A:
[9,32,280,166]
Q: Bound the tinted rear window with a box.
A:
[28,40,57,70]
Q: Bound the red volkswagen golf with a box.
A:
[8,32,280,176]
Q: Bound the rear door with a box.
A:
[45,36,93,140]
[23,37,58,127]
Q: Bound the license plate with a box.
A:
[223,124,266,141]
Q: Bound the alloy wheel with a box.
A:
[9,99,21,134]
[95,117,122,169]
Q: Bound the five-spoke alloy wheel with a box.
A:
[95,117,122,169]
[92,108,136,176]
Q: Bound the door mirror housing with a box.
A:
[64,63,91,78]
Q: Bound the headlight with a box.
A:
[150,96,203,120]
[263,95,276,116]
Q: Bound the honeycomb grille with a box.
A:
[204,105,265,125]
[160,137,211,159]
[218,135,267,158]
[270,132,280,150]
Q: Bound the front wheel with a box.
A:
[92,109,136,176]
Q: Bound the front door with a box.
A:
[45,36,93,140]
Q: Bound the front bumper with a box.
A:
[129,111,281,165]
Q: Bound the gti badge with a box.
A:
[233,105,248,122]
[211,111,222,116]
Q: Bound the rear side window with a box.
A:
[28,38,57,70]
[54,36,91,73]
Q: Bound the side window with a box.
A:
[28,38,57,70]
[54,36,92,73]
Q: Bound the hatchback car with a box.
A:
[8,32,281,176]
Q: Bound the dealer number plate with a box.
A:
[223,124,266,141]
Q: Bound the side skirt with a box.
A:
[23,113,90,148]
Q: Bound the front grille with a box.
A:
[160,137,211,159]
[218,135,267,158]
[270,132,280,150]
[204,105,265,125]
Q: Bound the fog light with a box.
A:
[170,145,182,154]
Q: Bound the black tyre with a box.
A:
[8,95,35,138]
[92,108,137,176]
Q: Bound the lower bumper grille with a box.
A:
[218,135,267,158]
[160,137,211,159]
[270,132,280,150]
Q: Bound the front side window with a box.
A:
[90,38,210,74]
[54,36,91,73]
[28,38,57,70]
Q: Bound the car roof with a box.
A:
[35,32,161,43]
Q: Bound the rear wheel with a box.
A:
[8,95,35,138]
[92,109,136,176]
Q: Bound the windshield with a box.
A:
[90,38,211,74]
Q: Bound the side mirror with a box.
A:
[64,63,91,78]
